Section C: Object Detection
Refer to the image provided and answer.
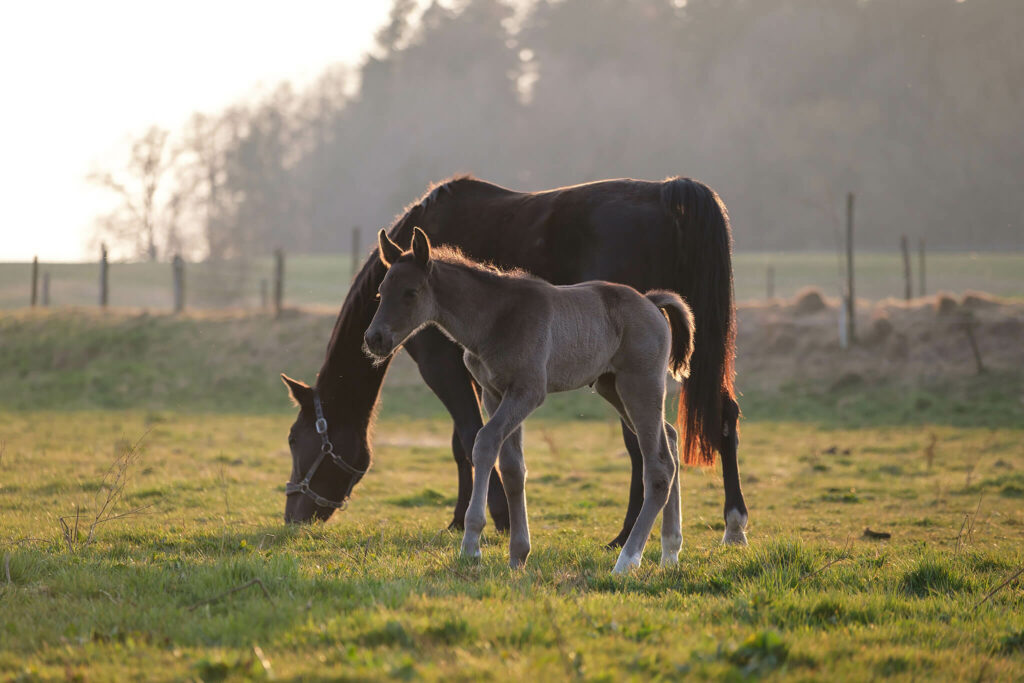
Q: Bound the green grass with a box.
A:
[1,410,1022,680]
[3,251,1023,310]
[1,308,1023,680]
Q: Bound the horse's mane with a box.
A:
[317,175,481,382]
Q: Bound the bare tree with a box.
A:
[89,126,181,261]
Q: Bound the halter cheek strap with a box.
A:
[285,392,368,509]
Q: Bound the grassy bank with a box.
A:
[2,308,1022,431]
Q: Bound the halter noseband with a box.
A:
[284,392,367,509]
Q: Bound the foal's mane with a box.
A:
[396,245,536,283]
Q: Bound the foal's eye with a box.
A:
[403,289,417,300]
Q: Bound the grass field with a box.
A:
[1,311,1023,680]
[1,412,1022,680]
[2,251,1023,310]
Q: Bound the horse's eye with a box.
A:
[288,435,297,447]
[403,289,417,300]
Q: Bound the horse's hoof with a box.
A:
[722,509,748,546]
[447,518,465,531]
[606,530,630,549]
[490,511,511,533]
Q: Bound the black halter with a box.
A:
[284,392,367,509]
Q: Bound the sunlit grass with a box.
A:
[1,410,1022,680]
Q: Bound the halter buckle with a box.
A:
[315,417,328,434]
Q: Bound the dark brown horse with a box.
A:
[281,175,749,547]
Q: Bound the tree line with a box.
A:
[92,0,1024,261]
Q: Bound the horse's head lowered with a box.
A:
[364,227,435,360]
[280,374,367,523]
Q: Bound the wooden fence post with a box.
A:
[99,244,109,308]
[172,254,185,313]
[845,192,855,345]
[30,256,39,307]
[273,249,284,317]
[351,227,361,282]
[918,238,926,297]
[766,265,775,300]
[42,272,50,306]
[900,235,912,301]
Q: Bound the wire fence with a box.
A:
[2,248,1023,312]
[0,250,363,312]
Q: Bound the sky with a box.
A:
[0,1,393,262]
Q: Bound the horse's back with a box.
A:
[423,177,677,289]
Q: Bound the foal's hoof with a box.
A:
[460,543,482,561]
[722,510,749,546]
[612,552,642,574]
[509,556,529,570]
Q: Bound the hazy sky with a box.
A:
[1,1,392,261]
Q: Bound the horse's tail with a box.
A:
[645,290,695,384]
[660,177,737,467]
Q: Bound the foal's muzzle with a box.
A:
[363,328,393,358]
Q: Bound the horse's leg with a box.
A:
[660,423,682,566]
[609,423,645,549]
[403,329,510,531]
[483,390,531,569]
[611,373,675,574]
[461,385,544,561]
[720,395,748,545]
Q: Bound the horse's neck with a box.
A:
[431,263,515,354]
[316,261,391,431]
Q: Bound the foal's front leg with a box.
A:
[461,386,543,562]
[483,390,531,568]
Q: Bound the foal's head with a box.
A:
[364,227,436,360]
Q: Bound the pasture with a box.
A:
[1,308,1023,680]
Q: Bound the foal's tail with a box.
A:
[645,290,695,384]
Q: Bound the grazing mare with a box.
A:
[281,176,748,548]
[365,228,695,572]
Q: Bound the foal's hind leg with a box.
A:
[599,373,676,573]
[660,423,682,567]
[484,390,531,568]
[596,374,681,567]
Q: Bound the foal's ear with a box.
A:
[412,227,431,268]
[378,229,402,268]
[281,373,314,409]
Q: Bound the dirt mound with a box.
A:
[735,292,1024,392]
[791,287,829,315]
